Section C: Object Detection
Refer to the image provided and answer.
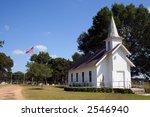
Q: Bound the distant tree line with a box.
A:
[26,52,72,85]
[0,41,72,85]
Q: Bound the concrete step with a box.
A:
[131,88,145,94]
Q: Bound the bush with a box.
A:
[113,88,133,94]
[64,87,133,94]
[54,85,68,88]
[70,82,94,87]
[145,88,150,93]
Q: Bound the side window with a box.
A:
[82,72,84,82]
[114,56,116,60]
[76,73,78,82]
[71,73,73,82]
[89,71,92,82]
[108,41,111,50]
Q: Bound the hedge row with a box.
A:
[54,85,68,89]
[64,87,133,94]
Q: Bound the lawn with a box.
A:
[0,84,10,88]
[22,85,150,100]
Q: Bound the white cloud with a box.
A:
[44,31,51,36]
[148,7,150,12]
[0,25,10,34]
[4,25,10,31]
[13,50,24,55]
[13,45,48,55]
[13,62,16,67]
[34,45,48,51]
[51,54,57,58]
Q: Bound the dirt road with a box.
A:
[0,85,25,100]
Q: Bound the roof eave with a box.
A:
[95,54,107,67]
[112,44,131,55]
[126,57,135,67]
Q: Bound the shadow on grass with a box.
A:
[28,88,44,90]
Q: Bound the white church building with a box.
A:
[68,16,135,89]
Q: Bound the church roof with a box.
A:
[69,49,105,70]
[69,44,135,70]
[69,44,120,70]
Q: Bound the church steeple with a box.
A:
[108,16,119,38]
[105,15,123,51]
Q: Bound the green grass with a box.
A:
[22,85,150,100]
[0,84,10,88]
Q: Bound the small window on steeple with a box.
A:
[108,41,111,50]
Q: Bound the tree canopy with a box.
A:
[77,4,150,78]
[72,52,82,62]
[48,58,71,84]
[27,52,52,84]
[0,52,14,81]
[27,52,71,85]
[0,53,14,73]
[12,71,25,84]
[0,40,4,47]
[26,62,52,84]
[30,52,51,64]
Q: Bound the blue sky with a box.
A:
[0,0,150,73]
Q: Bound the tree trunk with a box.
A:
[0,71,3,82]
[45,78,47,85]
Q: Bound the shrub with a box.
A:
[54,85,68,88]
[113,88,133,94]
[145,88,150,93]
[70,82,94,87]
[64,87,133,94]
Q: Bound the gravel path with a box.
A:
[0,85,25,100]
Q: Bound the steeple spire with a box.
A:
[105,15,123,51]
[108,16,120,38]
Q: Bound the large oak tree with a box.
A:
[48,58,71,85]
[27,52,52,84]
[77,4,150,78]
[26,62,52,85]
[0,52,14,81]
